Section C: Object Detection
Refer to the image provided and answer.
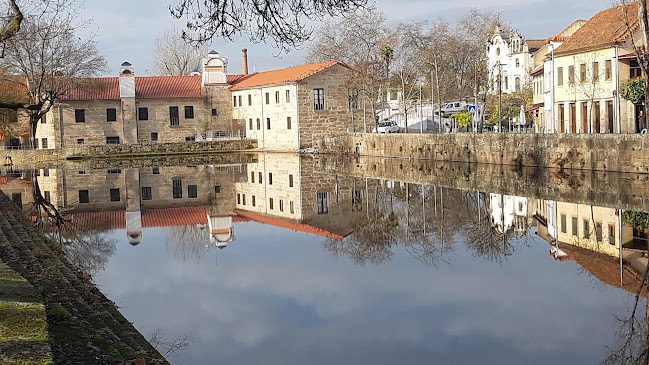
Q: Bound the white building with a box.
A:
[486,27,544,94]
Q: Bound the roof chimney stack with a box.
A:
[241,49,248,75]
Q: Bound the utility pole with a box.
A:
[498,62,502,133]
[431,70,435,133]
[474,61,478,133]
[419,80,423,133]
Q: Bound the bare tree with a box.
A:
[0,0,106,146]
[164,225,209,263]
[170,0,368,51]
[153,27,209,76]
[0,0,23,43]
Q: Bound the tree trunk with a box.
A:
[639,0,649,120]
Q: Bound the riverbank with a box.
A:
[0,192,167,364]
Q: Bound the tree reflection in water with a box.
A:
[164,225,210,263]
[323,183,529,266]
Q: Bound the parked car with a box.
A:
[440,101,468,116]
[373,121,401,133]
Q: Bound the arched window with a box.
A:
[496,47,500,56]
[515,77,521,92]
[504,77,508,91]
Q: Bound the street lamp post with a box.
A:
[419,78,424,133]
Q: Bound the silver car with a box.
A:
[374,121,400,133]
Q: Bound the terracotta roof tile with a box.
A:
[61,78,120,101]
[530,64,544,75]
[62,206,247,231]
[135,75,203,99]
[228,61,343,90]
[554,2,637,56]
[234,209,344,239]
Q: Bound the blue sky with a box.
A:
[81,0,612,76]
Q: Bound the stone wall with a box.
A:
[313,132,649,174]
[0,139,257,169]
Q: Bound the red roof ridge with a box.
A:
[234,209,344,240]
[228,60,343,90]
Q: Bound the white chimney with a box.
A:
[202,50,228,85]
[119,62,135,98]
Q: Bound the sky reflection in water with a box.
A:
[94,221,636,365]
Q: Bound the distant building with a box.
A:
[486,27,545,95]
[551,2,645,133]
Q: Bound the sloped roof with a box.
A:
[234,209,344,239]
[62,206,247,231]
[135,75,203,99]
[62,78,120,101]
[530,63,544,75]
[526,39,545,53]
[554,2,637,56]
[228,61,342,90]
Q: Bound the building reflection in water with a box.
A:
[1,154,649,294]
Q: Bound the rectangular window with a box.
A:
[608,225,616,245]
[317,192,328,214]
[268,173,273,185]
[77,138,85,144]
[237,193,241,204]
[44,191,50,202]
[169,106,179,126]
[630,59,643,78]
[269,198,274,210]
[348,89,359,109]
[238,95,242,107]
[252,196,256,206]
[141,186,152,200]
[583,219,590,238]
[79,190,89,204]
[568,65,575,84]
[151,132,158,141]
[184,106,194,119]
[286,90,290,103]
[607,100,614,132]
[580,63,586,83]
[592,62,599,82]
[313,88,325,110]
[242,194,246,205]
[172,179,182,199]
[248,94,252,106]
[75,109,85,123]
[185,136,195,142]
[289,174,294,187]
[78,170,85,175]
[557,67,563,86]
[41,138,48,149]
[267,118,271,130]
[560,214,567,233]
[110,188,120,202]
[275,91,280,103]
[559,104,565,132]
[106,136,120,144]
[107,108,117,122]
[214,185,221,194]
[188,184,197,198]
[249,118,253,130]
[258,172,263,184]
[256,118,261,130]
[152,167,160,174]
[211,108,217,116]
[596,222,603,242]
[107,168,121,174]
[279,199,284,212]
[287,117,292,130]
[41,113,46,124]
[233,95,237,107]
[605,60,612,80]
[265,92,269,104]
[290,201,294,214]
[43,169,49,177]
[11,193,21,207]
[251,171,255,183]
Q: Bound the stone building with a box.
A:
[230,61,371,150]
[29,50,366,151]
[551,2,646,134]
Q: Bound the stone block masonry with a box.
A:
[1,139,258,169]
[312,132,649,174]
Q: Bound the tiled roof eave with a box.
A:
[553,43,622,58]
[228,81,298,91]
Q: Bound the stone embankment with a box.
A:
[0,192,167,364]
[1,139,258,169]
[313,155,649,212]
[313,132,649,174]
